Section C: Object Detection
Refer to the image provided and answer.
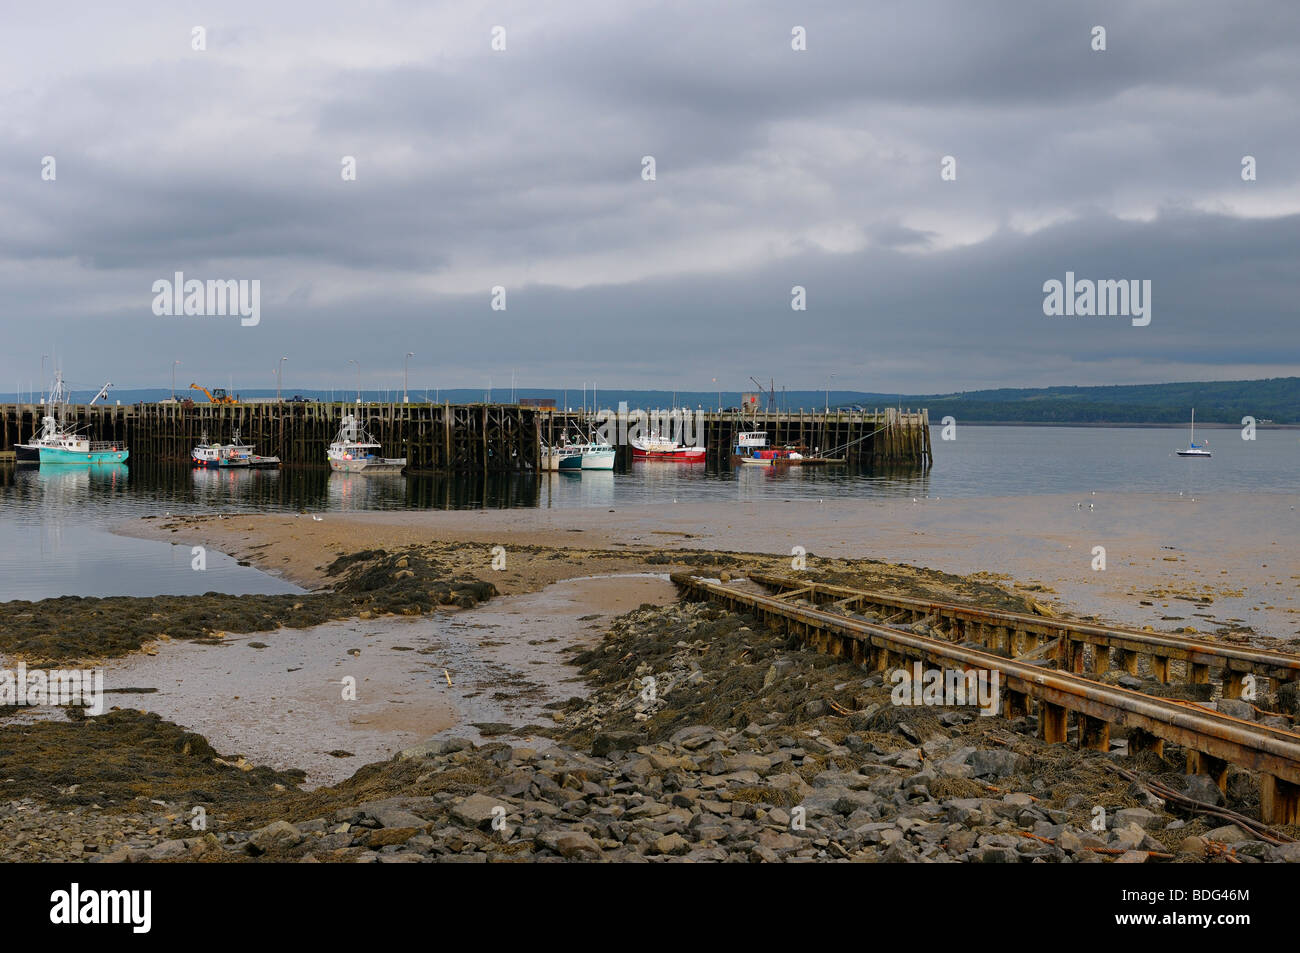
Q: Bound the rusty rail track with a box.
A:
[670,571,1300,824]
[744,571,1300,698]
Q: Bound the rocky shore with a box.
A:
[4,568,1297,863]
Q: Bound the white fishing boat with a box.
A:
[630,430,706,462]
[1176,409,1212,458]
[327,414,406,473]
[192,431,249,468]
[542,430,614,471]
[578,434,616,470]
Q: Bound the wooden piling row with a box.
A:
[540,407,933,469]
[0,403,933,471]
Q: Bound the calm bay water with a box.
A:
[1,426,1295,601]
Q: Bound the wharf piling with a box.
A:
[0,403,932,471]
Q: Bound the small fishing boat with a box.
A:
[543,430,615,471]
[541,439,584,471]
[732,431,801,466]
[192,432,249,468]
[630,431,705,462]
[228,429,280,468]
[327,415,406,472]
[1176,409,1211,458]
[577,435,616,470]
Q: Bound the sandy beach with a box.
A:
[119,491,1300,641]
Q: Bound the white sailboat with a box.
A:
[1176,409,1211,458]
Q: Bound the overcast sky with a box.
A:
[2,0,1297,397]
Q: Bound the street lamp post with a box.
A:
[348,359,360,404]
[40,355,48,403]
[713,377,719,412]
[404,352,413,404]
[172,360,182,401]
[825,373,835,414]
[277,356,288,401]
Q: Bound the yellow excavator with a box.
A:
[190,383,238,404]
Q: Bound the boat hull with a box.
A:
[40,447,129,465]
[631,446,705,462]
[329,457,405,473]
[14,443,40,463]
[580,449,616,470]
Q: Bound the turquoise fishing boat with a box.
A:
[36,421,129,465]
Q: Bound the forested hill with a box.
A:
[918,378,1300,424]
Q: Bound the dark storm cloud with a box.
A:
[0,0,1296,395]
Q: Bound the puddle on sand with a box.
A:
[103,573,677,787]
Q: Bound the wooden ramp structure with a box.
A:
[672,571,1300,825]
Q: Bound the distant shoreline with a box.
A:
[933,420,1299,429]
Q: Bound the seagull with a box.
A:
[1076,502,1082,510]
[1089,503,1095,511]
[312,515,323,522]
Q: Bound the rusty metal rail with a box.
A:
[671,571,1300,825]
[745,571,1300,697]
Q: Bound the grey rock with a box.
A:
[451,794,504,828]
[247,821,303,855]
[1214,699,1255,721]
[398,736,472,760]
[967,749,1023,779]
[1181,774,1225,807]
[144,839,189,860]
[1205,824,1251,844]
[1114,807,1159,830]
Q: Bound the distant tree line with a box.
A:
[919,377,1300,424]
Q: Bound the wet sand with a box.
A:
[101,574,678,786]
[121,492,1300,639]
